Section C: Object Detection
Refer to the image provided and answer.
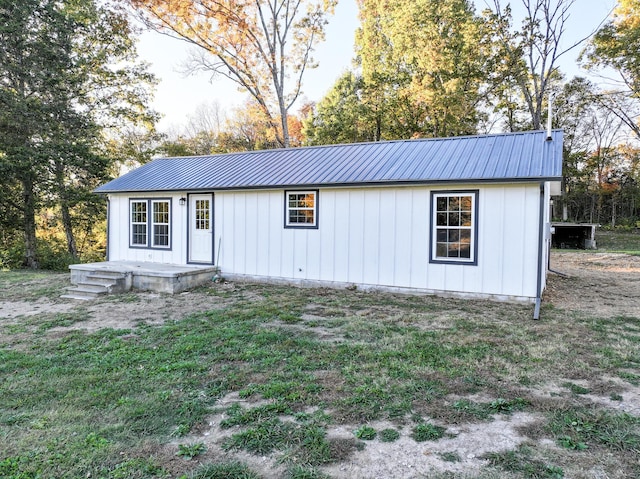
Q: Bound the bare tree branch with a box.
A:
[128,0,335,147]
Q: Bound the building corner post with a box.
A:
[534,181,546,320]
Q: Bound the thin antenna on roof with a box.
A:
[546,94,553,141]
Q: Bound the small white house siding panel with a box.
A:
[423,184,541,299]
[497,185,539,297]
[107,193,186,264]
[474,183,540,298]
[362,190,381,285]
[216,184,542,299]
[477,188,506,295]
[216,187,430,288]
[330,190,350,283]
[521,184,544,298]
[393,189,417,288]
[255,192,273,276]
[347,190,365,284]
[377,190,399,286]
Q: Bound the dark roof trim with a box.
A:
[97,176,561,195]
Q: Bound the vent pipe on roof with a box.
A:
[546,94,553,141]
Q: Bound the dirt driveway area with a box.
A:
[545,251,640,318]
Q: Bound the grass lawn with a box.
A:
[0,262,639,478]
[596,229,640,255]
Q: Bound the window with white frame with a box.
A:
[431,191,477,264]
[152,200,170,247]
[130,198,171,249]
[130,200,148,246]
[195,199,210,230]
[285,190,318,228]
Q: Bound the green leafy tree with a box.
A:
[587,0,640,95]
[584,0,640,138]
[1,0,72,267]
[303,71,379,145]
[354,0,499,139]
[0,0,156,268]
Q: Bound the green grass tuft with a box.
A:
[549,408,640,452]
[439,451,461,462]
[177,443,207,459]
[563,382,590,395]
[354,425,377,440]
[286,464,332,479]
[484,446,564,478]
[186,461,261,479]
[379,428,400,442]
[411,423,445,442]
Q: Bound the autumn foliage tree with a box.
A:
[129,0,336,148]
[158,99,306,155]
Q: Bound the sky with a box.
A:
[135,0,617,133]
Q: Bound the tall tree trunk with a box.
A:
[21,175,38,269]
[61,201,78,258]
[279,106,290,148]
[611,194,616,228]
[54,160,78,258]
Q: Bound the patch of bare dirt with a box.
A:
[327,414,539,478]
[48,291,227,333]
[0,291,228,336]
[176,392,542,479]
[545,251,640,318]
[526,378,640,416]
[0,299,76,321]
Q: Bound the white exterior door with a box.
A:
[188,194,213,263]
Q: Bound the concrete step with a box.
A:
[62,284,108,300]
[62,270,129,301]
[87,272,127,280]
[60,293,93,301]
[81,279,118,288]
[85,272,127,293]
[69,284,109,294]
[61,289,101,300]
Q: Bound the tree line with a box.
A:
[1,0,639,269]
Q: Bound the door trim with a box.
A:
[187,192,215,265]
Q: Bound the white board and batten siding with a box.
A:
[215,183,545,302]
[106,183,548,302]
[107,192,188,265]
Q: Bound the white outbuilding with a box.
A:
[87,129,563,317]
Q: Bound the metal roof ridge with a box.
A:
[148,130,563,162]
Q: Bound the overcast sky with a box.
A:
[135,0,617,133]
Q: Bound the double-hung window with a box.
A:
[152,200,170,247]
[430,191,478,264]
[130,200,148,246]
[285,190,318,228]
[130,198,171,249]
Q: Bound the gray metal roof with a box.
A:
[95,130,563,193]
